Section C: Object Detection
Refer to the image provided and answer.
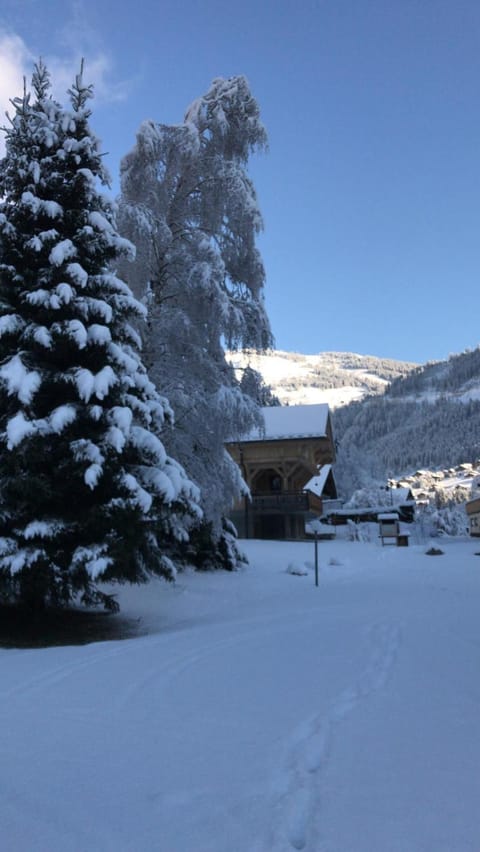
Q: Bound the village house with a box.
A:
[226,404,337,540]
[465,497,480,537]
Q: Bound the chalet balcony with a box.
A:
[251,490,322,515]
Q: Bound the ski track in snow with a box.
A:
[113,617,303,716]
[1,607,320,711]
[0,642,130,702]
[256,619,402,852]
[2,611,402,852]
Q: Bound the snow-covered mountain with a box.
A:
[387,345,480,403]
[229,346,480,498]
[228,349,417,408]
[333,346,480,495]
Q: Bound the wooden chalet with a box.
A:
[226,404,337,540]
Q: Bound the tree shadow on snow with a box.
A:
[0,604,146,649]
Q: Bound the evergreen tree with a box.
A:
[239,364,280,407]
[118,76,272,566]
[0,62,200,612]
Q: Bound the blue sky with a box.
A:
[1,0,480,364]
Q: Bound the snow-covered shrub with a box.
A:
[186,518,247,572]
[287,562,309,576]
[345,520,376,542]
[417,504,468,538]
[427,504,468,536]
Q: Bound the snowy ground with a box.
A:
[2,534,480,852]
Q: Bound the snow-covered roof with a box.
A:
[390,488,414,505]
[240,404,330,442]
[331,506,400,517]
[304,465,332,497]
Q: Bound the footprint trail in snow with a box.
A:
[257,619,401,852]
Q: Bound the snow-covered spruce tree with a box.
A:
[0,62,200,612]
[118,77,272,568]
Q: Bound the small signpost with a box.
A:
[308,518,322,587]
[378,513,409,546]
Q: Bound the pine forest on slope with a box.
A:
[334,346,480,495]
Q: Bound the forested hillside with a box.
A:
[388,346,480,399]
[334,347,480,496]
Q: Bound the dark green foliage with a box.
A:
[239,364,280,407]
[0,62,199,613]
[186,519,247,572]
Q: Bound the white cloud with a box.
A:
[48,52,132,106]
[0,30,34,153]
[0,20,131,155]
[48,4,133,105]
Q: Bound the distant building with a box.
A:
[226,404,337,539]
[328,486,416,525]
[465,497,480,537]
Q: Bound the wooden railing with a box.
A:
[251,490,314,515]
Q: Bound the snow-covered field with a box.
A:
[2,535,480,852]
